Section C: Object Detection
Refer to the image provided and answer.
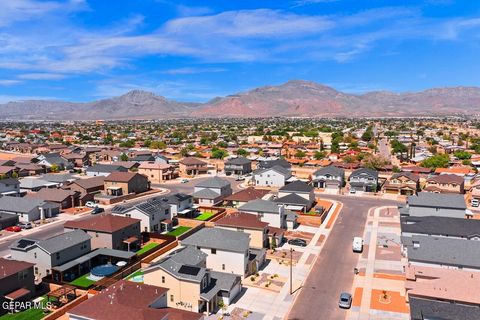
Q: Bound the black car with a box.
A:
[92,207,105,214]
[288,238,307,247]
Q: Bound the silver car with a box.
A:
[338,292,352,309]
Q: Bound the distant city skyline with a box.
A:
[0,0,479,103]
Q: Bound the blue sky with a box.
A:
[0,0,479,103]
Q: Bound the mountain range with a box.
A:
[1,80,480,120]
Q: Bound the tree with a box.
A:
[361,127,374,142]
[361,154,389,170]
[454,150,471,160]
[211,148,228,159]
[236,148,248,156]
[50,164,59,173]
[390,139,408,154]
[314,151,326,160]
[12,171,18,178]
[120,153,129,161]
[421,154,450,169]
[295,150,306,158]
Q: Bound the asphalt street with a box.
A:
[378,137,390,159]
[287,194,400,320]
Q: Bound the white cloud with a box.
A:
[160,67,227,75]
[0,79,22,86]
[18,73,66,80]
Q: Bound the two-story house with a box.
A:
[224,187,270,208]
[311,165,345,191]
[9,230,92,280]
[143,246,241,315]
[224,157,252,176]
[0,258,35,315]
[348,168,379,193]
[399,192,467,218]
[86,164,128,177]
[158,193,194,217]
[179,157,209,176]
[424,174,465,194]
[181,228,251,276]
[275,180,315,212]
[0,178,20,196]
[238,199,286,229]
[192,177,232,206]
[215,212,269,249]
[384,172,420,196]
[112,197,172,233]
[138,162,176,183]
[104,172,149,196]
[253,165,292,188]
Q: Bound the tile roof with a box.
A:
[138,162,172,170]
[64,214,140,233]
[27,188,79,202]
[274,193,311,206]
[105,172,142,182]
[180,157,207,165]
[426,173,464,184]
[71,176,105,190]
[181,228,250,253]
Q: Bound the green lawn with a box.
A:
[0,296,50,320]
[194,211,215,221]
[166,226,191,237]
[69,273,97,289]
[135,242,160,256]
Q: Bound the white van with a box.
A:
[352,237,363,253]
[472,199,479,207]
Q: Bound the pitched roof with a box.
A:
[105,172,142,182]
[27,188,79,202]
[195,176,230,188]
[401,216,480,238]
[254,165,291,177]
[312,165,344,177]
[391,172,420,182]
[192,188,221,199]
[68,279,202,320]
[138,162,172,170]
[279,180,313,193]
[225,156,251,165]
[181,228,250,253]
[274,193,311,206]
[11,230,91,254]
[0,258,34,280]
[350,167,378,178]
[64,214,140,233]
[0,196,56,213]
[426,173,464,184]
[86,164,128,173]
[112,197,169,216]
[407,192,466,209]
[71,176,105,190]
[224,187,270,202]
[259,158,291,169]
[180,157,207,165]
[0,178,20,186]
[409,296,480,320]
[215,212,268,230]
[406,235,480,269]
[238,199,280,214]
[41,173,76,183]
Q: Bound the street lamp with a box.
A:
[290,247,295,295]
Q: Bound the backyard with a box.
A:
[194,211,215,221]
[166,226,191,237]
[69,273,97,289]
[135,242,160,256]
[0,296,51,320]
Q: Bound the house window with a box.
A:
[95,232,99,238]
[56,252,60,260]
[222,264,225,270]
[170,295,174,302]
[34,252,37,259]
[34,267,38,275]
[162,276,165,283]
[211,248,216,254]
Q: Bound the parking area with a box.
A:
[347,207,409,320]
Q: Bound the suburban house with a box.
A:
[311,165,345,191]
[0,178,20,196]
[404,234,480,272]
[104,172,150,196]
[14,163,44,176]
[0,166,16,178]
[158,193,194,217]
[258,158,291,170]
[112,197,172,233]
[0,212,18,230]
[63,152,89,168]
[348,168,379,193]
[64,176,105,205]
[406,265,480,320]
[401,216,480,241]
[0,196,60,222]
[275,180,315,212]
[138,162,176,183]
[224,187,270,208]
[424,174,465,194]
[224,157,252,176]
[10,230,92,280]
[68,279,204,320]
[86,164,128,177]
[20,177,58,192]
[41,173,77,187]
[64,214,141,251]
[253,165,292,188]
[383,172,420,196]
[27,188,81,209]
[238,199,286,229]
[143,246,241,315]
[192,177,232,206]
[36,153,72,171]
[399,192,467,219]
[181,228,252,276]
[179,157,209,176]
[0,258,35,315]
[215,212,269,249]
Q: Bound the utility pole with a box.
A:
[290,248,294,294]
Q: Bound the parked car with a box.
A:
[288,238,307,247]
[5,226,22,232]
[472,199,479,207]
[85,201,97,208]
[181,179,189,183]
[235,176,245,181]
[352,237,363,253]
[338,292,352,309]
[92,207,105,214]
[349,188,356,194]
[17,222,33,230]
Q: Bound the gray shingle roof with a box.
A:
[407,192,466,209]
[112,197,169,216]
[401,216,480,238]
[409,296,480,320]
[195,176,230,189]
[86,164,128,173]
[0,196,55,213]
[20,178,58,189]
[225,157,251,166]
[238,199,280,214]
[259,158,291,169]
[275,193,311,206]
[201,271,239,301]
[313,165,344,177]
[181,228,249,253]
[192,188,221,199]
[407,235,480,269]
[254,165,291,177]
[11,230,91,254]
[279,180,313,193]
[350,168,378,179]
